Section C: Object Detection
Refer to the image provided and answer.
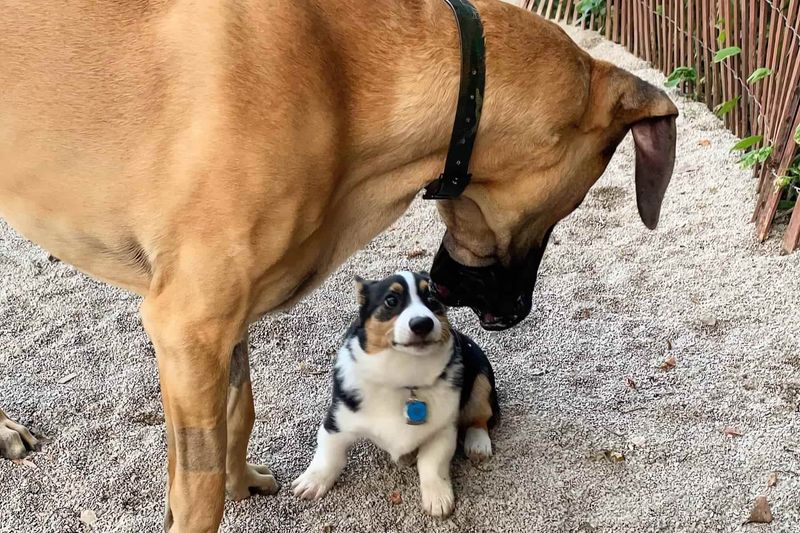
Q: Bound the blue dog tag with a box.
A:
[405,396,428,425]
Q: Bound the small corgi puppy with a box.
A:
[292,271,498,517]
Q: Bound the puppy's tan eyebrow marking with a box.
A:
[390,282,404,293]
[419,280,429,292]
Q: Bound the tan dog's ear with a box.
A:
[590,61,679,229]
[631,114,677,229]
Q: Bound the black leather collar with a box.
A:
[423,0,486,200]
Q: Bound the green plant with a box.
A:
[731,135,763,151]
[778,189,798,212]
[730,136,772,169]
[715,96,740,117]
[665,66,697,88]
[738,146,773,169]
[714,46,741,62]
[747,68,772,84]
[716,19,727,45]
[795,124,800,145]
[776,160,800,212]
[577,0,606,26]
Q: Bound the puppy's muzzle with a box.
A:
[429,228,553,331]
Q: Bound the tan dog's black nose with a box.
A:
[409,316,434,336]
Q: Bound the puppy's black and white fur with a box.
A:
[292,271,498,517]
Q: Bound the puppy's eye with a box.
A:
[384,294,399,308]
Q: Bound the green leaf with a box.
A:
[775,175,791,189]
[656,4,664,16]
[578,0,600,13]
[576,0,606,25]
[714,46,741,62]
[747,68,772,84]
[738,146,773,169]
[714,96,740,117]
[795,124,800,145]
[717,29,727,45]
[664,66,697,88]
[730,135,762,152]
[577,0,606,22]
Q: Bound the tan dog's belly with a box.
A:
[0,146,151,292]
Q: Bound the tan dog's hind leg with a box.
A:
[0,409,39,460]
[142,280,245,533]
[225,332,278,500]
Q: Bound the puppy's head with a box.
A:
[354,271,450,356]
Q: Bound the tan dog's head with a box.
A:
[430,12,678,330]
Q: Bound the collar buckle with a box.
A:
[423,172,472,200]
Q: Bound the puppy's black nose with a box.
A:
[409,316,434,336]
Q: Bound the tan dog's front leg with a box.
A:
[142,292,239,533]
[225,332,278,500]
[0,409,39,460]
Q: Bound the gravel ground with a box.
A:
[1,21,799,533]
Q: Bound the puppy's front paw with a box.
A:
[291,467,338,500]
[463,426,492,462]
[420,478,454,518]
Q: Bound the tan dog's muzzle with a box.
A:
[430,227,553,331]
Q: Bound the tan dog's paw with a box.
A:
[226,463,279,501]
[420,478,454,518]
[291,467,338,500]
[0,412,39,460]
[463,426,492,462]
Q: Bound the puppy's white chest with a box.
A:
[343,384,459,459]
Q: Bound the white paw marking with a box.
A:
[291,467,339,500]
[464,427,492,462]
[420,478,455,517]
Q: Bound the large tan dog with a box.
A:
[0,0,677,530]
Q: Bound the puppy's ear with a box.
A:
[589,61,679,230]
[354,275,370,306]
